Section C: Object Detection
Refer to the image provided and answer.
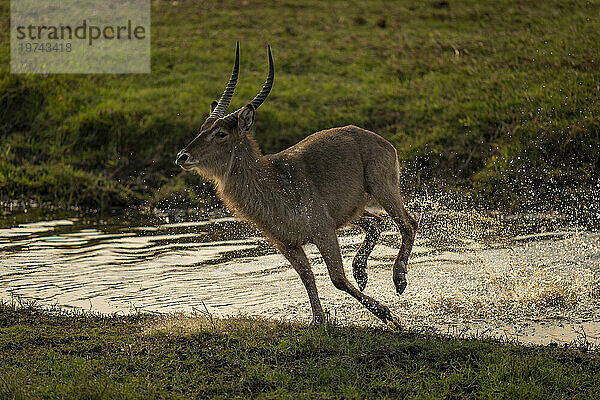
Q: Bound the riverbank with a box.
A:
[2,207,599,348]
[1,0,598,212]
[1,302,599,399]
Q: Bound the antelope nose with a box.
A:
[175,152,190,166]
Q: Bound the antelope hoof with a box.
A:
[395,276,407,295]
[371,303,392,323]
[310,312,326,326]
[394,261,408,295]
[353,264,368,291]
[386,315,403,330]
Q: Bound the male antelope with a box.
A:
[176,43,417,325]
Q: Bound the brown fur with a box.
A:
[178,107,417,325]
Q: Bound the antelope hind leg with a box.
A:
[314,228,395,324]
[388,200,417,295]
[351,211,384,291]
[372,189,417,295]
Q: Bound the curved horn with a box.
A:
[209,41,240,118]
[249,44,274,110]
[223,45,274,123]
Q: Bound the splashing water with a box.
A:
[1,207,599,346]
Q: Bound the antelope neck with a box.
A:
[216,136,279,222]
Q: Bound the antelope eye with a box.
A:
[215,130,228,138]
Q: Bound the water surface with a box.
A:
[1,208,599,346]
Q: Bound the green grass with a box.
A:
[1,0,599,210]
[1,302,599,399]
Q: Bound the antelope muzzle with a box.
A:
[175,150,191,167]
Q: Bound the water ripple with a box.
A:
[1,210,599,346]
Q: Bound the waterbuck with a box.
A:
[176,43,417,325]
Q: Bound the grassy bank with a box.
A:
[1,0,599,211]
[1,303,599,399]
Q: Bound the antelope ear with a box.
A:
[238,104,255,133]
[210,100,218,113]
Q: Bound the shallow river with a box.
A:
[1,207,599,347]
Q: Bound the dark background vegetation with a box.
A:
[1,0,599,212]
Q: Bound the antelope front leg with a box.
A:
[313,228,396,326]
[277,243,325,324]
